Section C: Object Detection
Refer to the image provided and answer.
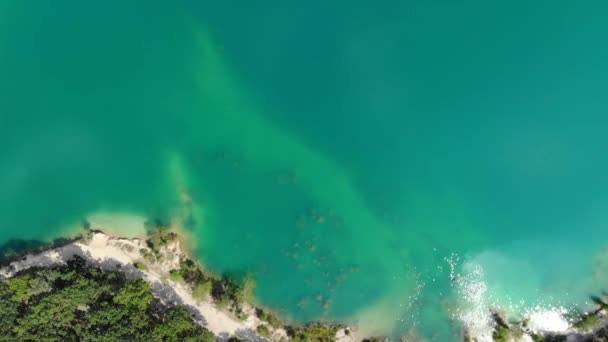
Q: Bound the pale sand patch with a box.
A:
[349,294,403,339]
[86,212,149,238]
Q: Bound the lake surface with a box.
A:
[2,0,608,339]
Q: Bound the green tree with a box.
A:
[0,257,217,342]
[113,278,153,310]
[152,306,214,342]
[8,274,31,302]
[14,289,80,341]
[0,282,19,339]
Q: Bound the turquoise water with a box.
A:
[2,0,608,339]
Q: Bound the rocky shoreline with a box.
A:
[463,304,608,342]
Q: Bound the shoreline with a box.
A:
[0,227,354,342]
[468,306,608,342]
[3,227,607,342]
[0,228,273,339]
[0,233,82,265]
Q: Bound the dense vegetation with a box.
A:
[0,256,214,342]
[286,323,344,342]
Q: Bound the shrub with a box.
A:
[575,314,601,331]
[139,249,155,262]
[192,281,212,300]
[531,334,545,342]
[288,323,342,342]
[146,228,176,257]
[133,262,148,271]
[236,274,256,304]
[235,308,249,321]
[178,259,209,284]
[256,324,270,338]
[493,326,511,342]
[256,308,282,328]
[211,276,238,308]
[169,270,184,282]
[214,294,231,309]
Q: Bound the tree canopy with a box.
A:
[0,256,215,342]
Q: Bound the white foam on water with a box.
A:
[524,306,570,333]
[447,253,573,341]
[448,258,494,342]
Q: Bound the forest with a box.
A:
[0,255,215,342]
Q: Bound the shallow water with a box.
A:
[2,0,608,339]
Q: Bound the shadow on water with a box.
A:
[0,236,79,265]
